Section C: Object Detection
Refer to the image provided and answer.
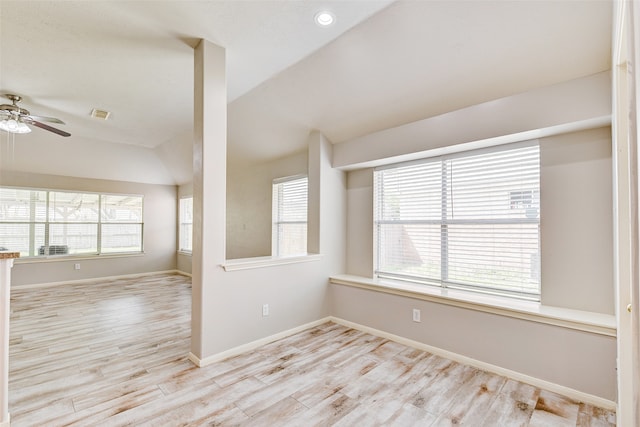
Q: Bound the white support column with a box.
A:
[190,39,227,361]
[0,252,19,427]
[613,1,640,425]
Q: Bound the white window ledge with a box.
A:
[222,254,322,272]
[15,252,145,264]
[329,274,616,337]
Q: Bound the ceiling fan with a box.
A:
[0,94,71,137]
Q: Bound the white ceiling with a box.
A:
[0,0,612,185]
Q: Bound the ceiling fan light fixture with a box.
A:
[0,94,68,136]
[16,122,32,134]
[0,119,31,134]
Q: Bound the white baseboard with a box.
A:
[328,316,617,411]
[188,317,333,367]
[175,270,192,278]
[12,270,184,289]
[186,315,615,410]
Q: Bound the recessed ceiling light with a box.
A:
[314,10,335,27]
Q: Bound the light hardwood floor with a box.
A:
[9,273,615,426]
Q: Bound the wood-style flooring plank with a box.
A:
[8,273,616,426]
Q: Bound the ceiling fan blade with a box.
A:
[28,115,65,124]
[30,120,71,137]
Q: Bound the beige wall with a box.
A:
[226,151,307,259]
[540,127,613,313]
[330,284,617,400]
[346,168,374,277]
[333,72,611,169]
[346,127,614,315]
[2,67,615,403]
[177,151,308,270]
[192,71,616,399]
[192,120,346,358]
[1,171,177,286]
[339,127,615,400]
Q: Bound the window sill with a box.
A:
[15,252,145,264]
[222,254,322,272]
[329,274,616,337]
[177,251,192,256]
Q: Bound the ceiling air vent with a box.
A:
[90,108,111,120]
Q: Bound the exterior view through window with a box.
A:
[179,196,193,253]
[0,187,143,257]
[374,143,540,300]
[272,176,308,257]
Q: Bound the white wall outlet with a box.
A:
[412,308,421,323]
[262,303,269,317]
[74,263,81,270]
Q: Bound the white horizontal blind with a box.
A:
[48,191,100,254]
[375,143,540,300]
[0,187,143,257]
[179,197,193,252]
[100,194,143,253]
[272,176,308,257]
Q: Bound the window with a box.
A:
[374,143,540,300]
[272,176,308,257]
[179,196,193,253]
[0,187,143,257]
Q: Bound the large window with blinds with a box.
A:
[0,187,143,257]
[272,176,308,257]
[374,143,540,300]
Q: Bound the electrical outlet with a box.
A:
[262,304,269,317]
[412,308,421,323]
[74,263,81,270]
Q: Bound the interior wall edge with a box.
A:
[190,316,333,368]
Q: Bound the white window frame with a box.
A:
[272,175,308,257]
[179,196,193,253]
[0,186,144,258]
[374,142,540,301]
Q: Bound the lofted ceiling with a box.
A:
[0,0,612,185]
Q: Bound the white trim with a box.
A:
[175,270,192,278]
[329,316,617,411]
[0,413,9,427]
[221,254,322,272]
[330,274,616,337]
[272,173,308,185]
[187,352,202,367]
[1,260,12,427]
[374,139,539,172]
[11,270,184,290]
[188,317,332,367]
[15,252,145,264]
[333,69,611,171]
[187,315,615,410]
[337,116,611,171]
